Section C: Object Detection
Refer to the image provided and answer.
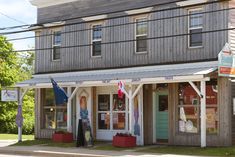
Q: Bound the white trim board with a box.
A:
[29,0,78,8]
[176,0,208,6]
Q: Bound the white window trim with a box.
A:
[91,22,103,58]
[188,8,203,49]
[96,92,129,132]
[135,16,148,54]
[52,29,62,61]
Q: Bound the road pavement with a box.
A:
[0,140,208,157]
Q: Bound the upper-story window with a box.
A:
[52,30,61,61]
[188,8,203,48]
[135,17,148,53]
[92,24,102,57]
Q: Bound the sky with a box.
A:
[0,0,37,50]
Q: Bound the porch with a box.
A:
[16,61,231,147]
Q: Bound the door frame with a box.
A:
[153,89,170,144]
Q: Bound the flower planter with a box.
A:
[52,132,73,143]
[112,135,136,147]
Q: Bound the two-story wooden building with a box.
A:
[16,0,235,147]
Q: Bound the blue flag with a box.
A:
[50,78,68,105]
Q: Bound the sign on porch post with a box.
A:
[218,43,235,77]
[1,89,18,102]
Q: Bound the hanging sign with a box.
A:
[218,43,235,77]
[1,89,18,102]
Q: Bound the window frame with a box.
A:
[177,82,200,135]
[41,88,67,130]
[188,7,203,49]
[51,29,62,61]
[97,92,129,132]
[134,16,148,54]
[91,22,103,58]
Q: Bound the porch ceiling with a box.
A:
[16,61,218,88]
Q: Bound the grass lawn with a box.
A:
[0,134,34,140]
[12,139,76,147]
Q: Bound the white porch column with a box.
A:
[18,89,22,142]
[17,88,29,142]
[129,85,133,134]
[200,81,206,148]
[67,86,80,133]
[67,87,72,132]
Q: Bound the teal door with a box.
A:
[156,92,169,140]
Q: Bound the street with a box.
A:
[0,155,34,157]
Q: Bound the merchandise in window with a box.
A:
[206,79,218,134]
[113,94,126,130]
[97,93,127,131]
[178,83,199,133]
[42,88,67,130]
[98,95,110,130]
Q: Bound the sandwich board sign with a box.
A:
[218,43,235,77]
[1,89,18,102]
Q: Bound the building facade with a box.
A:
[17,0,235,147]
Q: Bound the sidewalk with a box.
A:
[0,145,206,157]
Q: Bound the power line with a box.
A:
[9,27,232,53]
[0,0,226,35]
[0,0,185,31]
[0,11,28,25]
[6,7,233,42]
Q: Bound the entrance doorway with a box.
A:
[155,85,169,143]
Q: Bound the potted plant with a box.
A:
[52,130,73,143]
[112,133,136,147]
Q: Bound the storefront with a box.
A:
[17,61,233,147]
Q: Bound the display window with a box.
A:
[42,88,67,130]
[97,93,127,131]
[177,80,218,134]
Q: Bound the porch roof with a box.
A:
[16,61,218,88]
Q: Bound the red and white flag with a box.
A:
[118,81,125,99]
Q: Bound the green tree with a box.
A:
[0,36,35,134]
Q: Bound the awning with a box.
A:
[16,61,218,88]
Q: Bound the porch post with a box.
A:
[67,86,80,132]
[17,88,29,142]
[67,87,72,132]
[18,88,22,142]
[200,81,206,147]
[129,85,133,134]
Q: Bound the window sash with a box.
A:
[136,18,147,36]
[189,28,202,47]
[92,24,102,57]
[52,30,61,60]
[188,8,203,48]
[97,93,128,131]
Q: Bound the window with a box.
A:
[112,94,126,130]
[97,94,127,130]
[92,24,102,57]
[98,95,110,129]
[178,83,199,133]
[206,79,218,134]
[42,88,67,130]
[188,8,203,47]
[135,17,147,53]
[52,31,61,60]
